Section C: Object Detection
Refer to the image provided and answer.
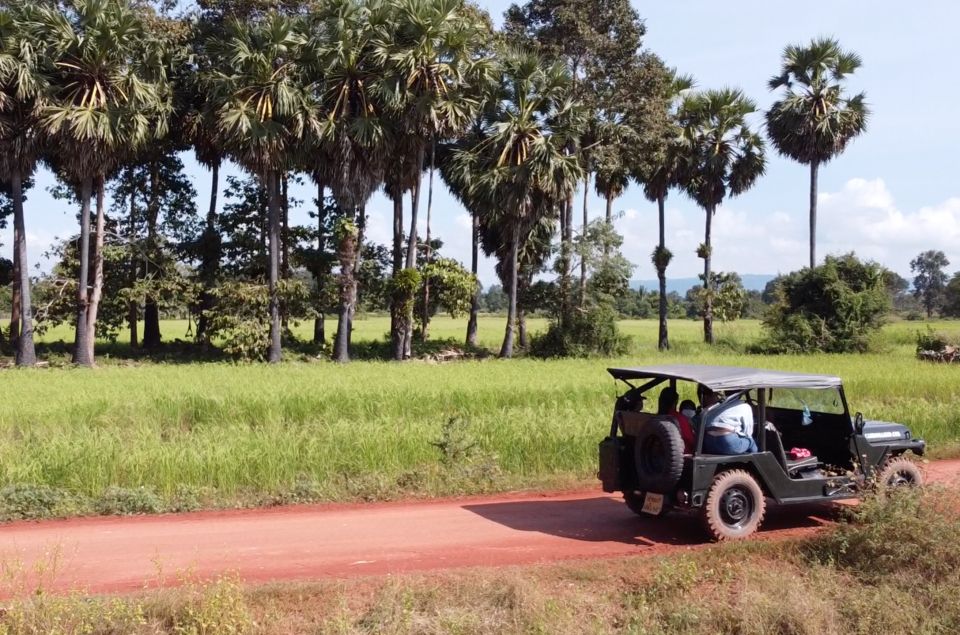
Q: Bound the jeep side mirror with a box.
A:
[854,412,865,434]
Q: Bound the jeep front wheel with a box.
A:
[877,456,923,490]
[701,470,766,541]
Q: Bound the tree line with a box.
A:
[0,0,870,366]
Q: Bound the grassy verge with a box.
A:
[0,318,959,520]
[1,487,958,633]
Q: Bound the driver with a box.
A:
[699,387,758,455]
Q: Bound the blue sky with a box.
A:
[7,0,960,287]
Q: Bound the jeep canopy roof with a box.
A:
[607,364,842,392]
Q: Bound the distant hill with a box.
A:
[631,274,775,295]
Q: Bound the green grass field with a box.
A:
[1,316,959,517]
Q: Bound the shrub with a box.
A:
[916,327,951,353]
[756,253,890,353]
[0,484,76,521]
[530,304,631,358]
[96,486,163,515]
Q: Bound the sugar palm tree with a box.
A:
[201,13,321,363]
[313,0,391,362]
[677,88,765,344]
[30,0,171,367]
[766,37,868,269]
[381,0,485,354]
[465,49,581,358]
[0,2,48,366]
[636,71,692,351]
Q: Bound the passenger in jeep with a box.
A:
[657,387,695,453]
[699,388,758,455]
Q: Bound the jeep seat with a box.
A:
[765,425,819,475]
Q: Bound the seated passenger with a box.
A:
[699,388,759,455]
[657,387,695,453]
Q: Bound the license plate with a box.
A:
[641,492,664,515]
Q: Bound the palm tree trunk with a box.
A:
[579,174,589,307]
[197,160,220,343]
[390,189,404,360]
[333,220,358,364]
[84,176,106,364]
[499,224,519,359]
[703,204,714,345]
[420,142,436,343]
[73,176,94,367]
[603,191,614,259]
[9,225,20,353]
[559,195,573,329]
[143,163,162,350]
[348,204,365,350]
[11,171,35,366]
[809,159,819,269]
[314,179,326,346]
[403,163,423,359]
[466,212,479,347]
[280,174,290,332]
[656,193,669,352]
[127,184,138,348]
[267,170,282,364]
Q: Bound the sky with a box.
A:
[6,0,960,288]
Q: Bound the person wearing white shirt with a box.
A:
[699,387,759,455]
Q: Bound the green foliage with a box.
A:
[758,253,890,353]
[0,484,76,521]
[207,279,311,360]
[531,304,630,358]
[945,272,960,318]
[95,486,163,515]
[915,327,954,353]
[687,272,746,322]
[911,250,950,317]
[418,257,476,321]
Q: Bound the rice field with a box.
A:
[1,316,958,516]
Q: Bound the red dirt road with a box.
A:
[2,459,957,598]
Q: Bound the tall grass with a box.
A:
[0,317,958,514]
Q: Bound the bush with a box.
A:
[530,304,631,358]
[916,327,951,353]
[756,253,890,353]
[96,486,162,515]
[0,484,77,521]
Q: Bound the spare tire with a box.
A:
[632,417,684,494]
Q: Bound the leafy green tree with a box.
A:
[32,0,172,367]
[760,253,890,353]
[943,272,960,318]
[109,154,199,347]
[687,271,745,323]
[677,88,766,344]
[504,0,645,326]
[200,12,320,363]
[766,38,868,268]
[910,250,950,318]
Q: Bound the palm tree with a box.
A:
[636,71,692,351]
[678,88,766,344]
[382,0,485,355]
[464,49,581,358]
[766,37,868,269]
[30,0,171,367]
[313,0,391,362]
[201,13,320,363]
[0,2,47,366]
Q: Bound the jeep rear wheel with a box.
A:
[701,470,766,541]
[877,456,923,490]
